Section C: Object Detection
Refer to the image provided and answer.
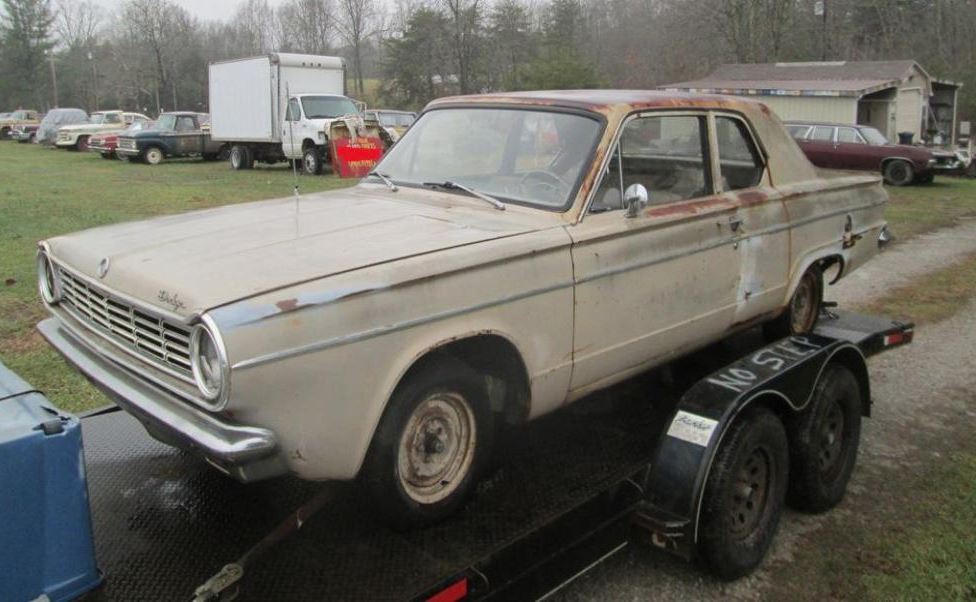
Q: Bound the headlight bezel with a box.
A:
[37,248,62,305]
[190,315,231,407]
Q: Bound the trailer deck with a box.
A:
[78,311,913,601]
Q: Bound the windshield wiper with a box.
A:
[422,181,505,211]
[368,171,398,192]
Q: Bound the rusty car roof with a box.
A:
[426,89,768,114]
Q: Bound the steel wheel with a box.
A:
[817,400,845,478]
[728,447,772,540]
[790,270,819,334]
[144,147,164,165]
[397,391,477,505]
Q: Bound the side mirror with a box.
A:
[624,183,648,218]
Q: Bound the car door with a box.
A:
[800,125,838,168]
[568,112,740,394]
[833,126,874,170]
[283,98,302,158]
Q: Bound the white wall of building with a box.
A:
[755,95,857,125]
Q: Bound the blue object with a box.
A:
[0,362,102,602]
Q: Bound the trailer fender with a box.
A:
[634,334,868,559]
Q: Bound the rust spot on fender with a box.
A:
[276,298,299,312]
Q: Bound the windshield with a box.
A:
[377,112,415,127]
[91,114,107,124]
[860,127,889,145]
[12,110,27,119]
[301,96,358,119]
[376,108,601,210]
[103,113,122,124]
[156,114,177,130]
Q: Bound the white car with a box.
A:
[55,111,150,151]
[38,90,888,526]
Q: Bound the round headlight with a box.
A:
[37,251,61,304]
[190,319,229,403]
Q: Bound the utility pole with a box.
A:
[815,0,830,60]
[88,50,99,111]
[45,50,59,108]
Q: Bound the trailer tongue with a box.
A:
[26,311,913,601]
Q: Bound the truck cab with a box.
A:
[282,94,360,159]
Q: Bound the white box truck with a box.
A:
[209,53,360,174]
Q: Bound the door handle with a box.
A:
[728,214,743,232]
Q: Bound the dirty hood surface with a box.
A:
[47,186,549,317]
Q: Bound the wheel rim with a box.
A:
[146,149,162,164]
[889,163,908,184]
[397,392,476,504]
[817,400,846,480]
[231,149,241,168]
[304,153,317,174]
[790,272,818,333]
[729,446,772,540]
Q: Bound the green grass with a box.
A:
[861,251,976,324]
[0,141,353,411]
[862,450,976,601]
[885,178,976,240]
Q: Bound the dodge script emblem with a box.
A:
[97,257,110,279]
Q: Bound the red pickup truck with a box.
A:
[786,121,935,186]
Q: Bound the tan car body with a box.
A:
[38,91,887,483]
[55,111,150,148]
[0,109,40,137]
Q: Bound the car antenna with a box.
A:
[286,83,300,201]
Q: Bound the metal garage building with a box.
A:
[662,60,961,145]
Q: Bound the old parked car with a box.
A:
[0,109,40,139]
[55,110,151,151]
[37,91,888,526]
[36,108,89,146]
[116,112,222,164]
[786,121,935,186]
[89,120,154,159]
[365,109,416,144]
[11,122,41,143]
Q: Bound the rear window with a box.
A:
[786,125,810,139]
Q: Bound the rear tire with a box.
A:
[229,145,254,170]
[764,264,823,340]
[883,160,914,186]
[359,357,493,529]
[787,364,862,513]
[699,407,789,580]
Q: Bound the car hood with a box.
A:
[60,122,119,134]
[123,128,175,138]
[46,185,551,318]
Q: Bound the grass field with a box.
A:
[1,141,975,411]
[0,142,353,411]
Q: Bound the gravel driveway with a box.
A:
[559,221,976,600]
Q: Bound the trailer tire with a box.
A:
[787,364,861,513]
[699,407,788,580]
[229,145,253,170]
[883,159,914,186]
[360,357,492,529]
[303,147,323,175]
[764,264,822,340]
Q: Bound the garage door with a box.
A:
[895,88,922,141]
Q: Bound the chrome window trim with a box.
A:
[708,111,769,193]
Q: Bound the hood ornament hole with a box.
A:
[97,257,110,279]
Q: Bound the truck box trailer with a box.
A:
[208,53,357,173]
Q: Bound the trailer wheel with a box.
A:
[883,159,914,186]
[764,264,822,340]
[699,407,788,580]
[360,357,492,528]
[303,147,323,175]
[787,364,862,513]
[229,145,253,170]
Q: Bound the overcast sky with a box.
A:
[90,0,291,22]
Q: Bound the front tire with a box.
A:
[764,265,823,340]
[144,147,164,165]
[359,358,492,529]
[77,135,90,152]
[302,147,323,175]
[883,159,914,186]
[699,407,789,580]
[787,364,862,513]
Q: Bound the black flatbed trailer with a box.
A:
[78,311,912,601]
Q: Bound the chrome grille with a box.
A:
[119,138,136,150]
[58,267,193,375]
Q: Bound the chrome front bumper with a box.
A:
[38,318,286,482]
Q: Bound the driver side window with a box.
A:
[286,99,301,122]
[590,114,710,212]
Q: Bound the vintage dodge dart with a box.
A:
[37,90,889,525]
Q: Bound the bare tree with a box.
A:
[335,0,378,97]
[442,0,482,94]
[54,0,99,48]
[278,0,334,54]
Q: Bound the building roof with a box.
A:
[663,60,925,98]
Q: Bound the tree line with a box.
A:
[2,0,975,123]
